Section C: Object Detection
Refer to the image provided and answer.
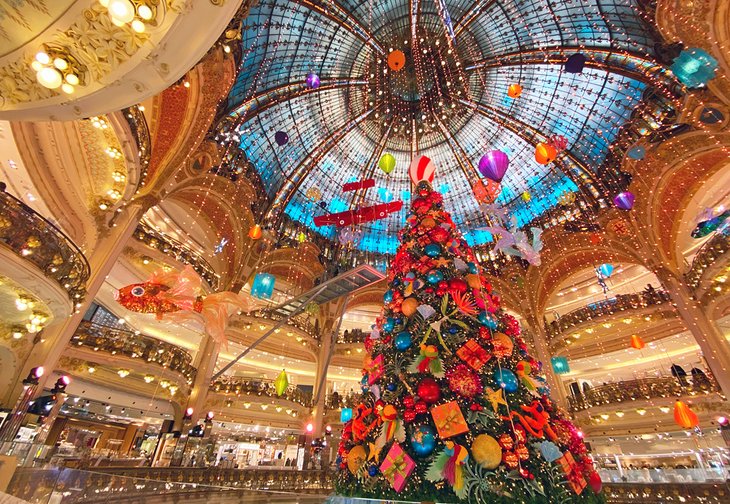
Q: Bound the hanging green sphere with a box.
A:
[379,153,396,174]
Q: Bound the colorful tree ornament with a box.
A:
[613,191,635,210]
[379,153,396,174]
[478,150,509,182]
[507,83,522,98]
[248,224,263,240]
[274,369,289,396]
[409,425,437,457]
[673,401,699,429]
[551,356,570,375]
[305,72,321,89]
[251,272,275,299]
[534,142,557,165]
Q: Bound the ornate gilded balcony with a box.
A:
[210,376,313,407]
[70,321,196,382]
[121,105,152,185]
[249,309,319,340]
[547,290,672,340]
[567,376,721,413]
[134,223,220,290]
[337,328,367,344]
[0,190,89,302]
[685,231,729,289]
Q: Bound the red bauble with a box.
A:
[498,433,514,450]
[403,410,417,423]
[503,451,519,469]
[446,364,483,399]
[429,226,450,243]
[448,278,468,293]
[416,377,442,404]
[415,401,427,414]
[515,444,529,461]
[403,395,415,408]
[588,471,603,494]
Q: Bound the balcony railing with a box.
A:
[249,309,319,340]
[210,376,313,407]
[568,376,721,412]
[685,231,729,289]
[70,321,196,382]
[134,223,221,291]
[325,392,360,413]
[121,105,151,188]
[547,290,672,339]
[0,190,89,302]
[338,328,367,344]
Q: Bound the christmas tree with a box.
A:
[335,181,603,503]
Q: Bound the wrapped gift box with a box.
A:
[367,354,385,385]
[379,443,416,492]
[456,339,491,371]
[431,401,469,439]
[557,452,587,495]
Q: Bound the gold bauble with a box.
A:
[492,332,514,358]
[471,434,502,469]
[401,297,419,317]
[466,274,481,289]
[347,444,367,474]
[421,217,436,229]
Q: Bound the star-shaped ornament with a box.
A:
[432,257,450,268]
[485,387,508,413]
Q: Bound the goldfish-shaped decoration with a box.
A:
[115,265,248,348]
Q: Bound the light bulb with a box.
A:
[108,0,135,23]
[65,74,79,86]
[53,58,68,70]
[31,61,43,71]
[100,0,110,6]
[61,83,75,94]
[131,20,145,33]
[137,4,153,20]
[35,51,50,64]
[37,67,63,89]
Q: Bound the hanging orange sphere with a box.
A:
[673,401,699,429]
[388,50,406,71]
[507,84,523,98]
[248,224,263,240]
[630,335,645,350]
[401,297,419,317]
[534,143,557,165]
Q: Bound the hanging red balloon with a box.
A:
[388,50,406,71]
[507,84,522,98]
[673,401,699,429]
[534,143,557,165]
[478,150,509,182]
[630,335,645,350]
[248,224,263,240]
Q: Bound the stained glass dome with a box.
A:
[226,0,666,254]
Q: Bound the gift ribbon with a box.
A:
[436,409,462,435]
[459,342,489,368]
[383,452,408,483]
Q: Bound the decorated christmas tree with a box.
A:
[335,181,603,503]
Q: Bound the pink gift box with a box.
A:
[367,354,385,385]
[379,443,416,493]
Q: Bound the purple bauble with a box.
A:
[305,72,321,89]
[613,191,635,210]
[478,150,509,182]
[274,131,289,146]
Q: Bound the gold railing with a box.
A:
[0,190,89,302]
[134,223,221,291]
[71,321,196,382]
[547,290,672,340]
[249,309,319,340]
[568,376,721,412]
[685,231,729,289]
[121,105,151,188]
[325,392,359,412]
[337,328,367,344]
[210,376,312,407]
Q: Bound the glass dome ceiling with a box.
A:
[227,0,663,254]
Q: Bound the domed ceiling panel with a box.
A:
[228,0,661,254]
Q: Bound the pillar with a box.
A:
[0,376,41,442]
[525,315,569,410]
[653,265,730,395]
[34,392,66,445]
[7,202,148,405]
[179,334,220,428]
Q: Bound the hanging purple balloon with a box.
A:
[478,150,510,182]
[274,131,289,146]
[305,72,321,89]
[613,191,635,210]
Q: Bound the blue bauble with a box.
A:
[368,465,378,477]
[427,270,444,284]
[424,243,441,257]
[383,317,395,332]
[394,331,412,351]
[384,290,394,303]
[392,278,401,287]
[494,368,519,393]
[409,425,437,457]
[467,262,478,274]
[478,311,499,329]
[448,326,458,334]
[387,382,397,392]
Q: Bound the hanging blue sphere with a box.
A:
[387,382,397,392]
[394,331,412,351]
[494,368,519,393]
[467,262,478,274]
[383,317,395,332]
[384,290,394,303]
[368,465,378,477]
[478,311,499,329]
[424,243,442,257]
[427,270,444,284]
[409,425,437,457]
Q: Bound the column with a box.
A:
[7,202,148,405]
[179,334,219,428]
[653,265,730,395]
[0,372,42,442]
[525,315,569,410]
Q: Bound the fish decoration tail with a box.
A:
[201,291,249,349]
[155,265,202,311]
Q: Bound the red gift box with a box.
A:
[366,354,385,385]
[557,452,587,495]
[431,401,469,439]
[456,339,491,371]
[379,443,416,492]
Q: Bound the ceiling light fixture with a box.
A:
[31,45,85,93]
[99,0,157,32]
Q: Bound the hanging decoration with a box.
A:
[274,369,289,396]
[314,201,403,227]
[472,179,500,204]
[534,143,557,165]
[507,83,522,98]
[564,53,587,73]
[388,50,406,71]
[409,155,437,184]
[305,72,321,89]
[251,272,276,299]
[613,191,635,210]
[274,131,289,146]
[550,356,570,375]
[213,237,229,255]
[343,179,376,192]
[478,150,509,182]
[630,335,645,350]
[597,263,614,278]
[379,153,396,174]
[305,187,322,201]
[248,224,263,240]
[673,401,699,429]
[671,48,719,88]
[691,208,730,238]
